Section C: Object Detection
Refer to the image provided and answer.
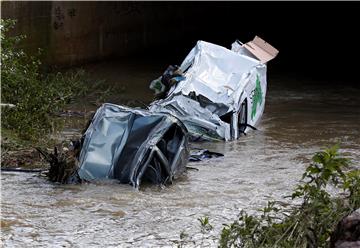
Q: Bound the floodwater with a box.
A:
[1,61,360,247]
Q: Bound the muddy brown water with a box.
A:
[1,61,360,247]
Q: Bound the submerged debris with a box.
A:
[37,143,82,184]
[189,149,224,162]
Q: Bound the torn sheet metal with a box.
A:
[150,37,278,141]
[77,103,189,187]
[189,148,224,162]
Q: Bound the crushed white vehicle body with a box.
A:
[150,36,278,141]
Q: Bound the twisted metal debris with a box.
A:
[43,37,278,188]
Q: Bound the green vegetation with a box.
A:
[176,217,215,248]
[176,146,359,247]
[199,216,214,233]
[219,145,360,248]
[1,19,90,140]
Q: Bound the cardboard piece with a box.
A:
[243,36,279,63]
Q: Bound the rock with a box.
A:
[334,241,360,248]
[331,209,360,248]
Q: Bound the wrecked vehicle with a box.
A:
[150,36,278,141]
[41,37,278,187]
[76,103,189,187]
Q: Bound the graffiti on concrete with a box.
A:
[53,6,65,30]
[68,8,76,18]
[114,2,141,16]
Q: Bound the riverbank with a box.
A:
[0,56,166,170]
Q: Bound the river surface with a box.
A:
[1,61,360,247]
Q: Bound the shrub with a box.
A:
[1,19,89,140]
[219,145,360,248]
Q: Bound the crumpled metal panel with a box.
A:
[150,40,269,141]
[150,94,230,141]
[176,41,259,105]
[78,103,189,187]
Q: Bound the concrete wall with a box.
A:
[3,1,359,82]
[1,1,186,66]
